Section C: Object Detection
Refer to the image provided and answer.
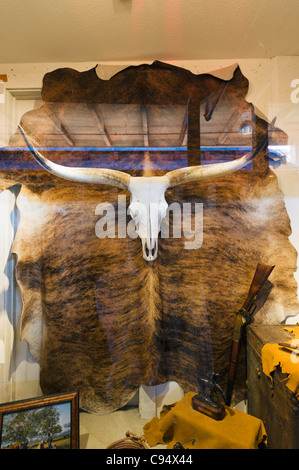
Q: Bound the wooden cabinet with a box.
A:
[247,324,299,449]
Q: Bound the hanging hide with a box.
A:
[2,61,299,413]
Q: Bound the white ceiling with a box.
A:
[0,0,299,64]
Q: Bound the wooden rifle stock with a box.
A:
[225,263,275,406]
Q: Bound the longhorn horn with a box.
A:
[165,118,276,187]
[19,117,276,190]
[18,125,130,190]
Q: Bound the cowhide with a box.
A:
[1,62,298,413]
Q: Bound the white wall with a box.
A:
[0,57,298,407]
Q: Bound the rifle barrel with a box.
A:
[225,263,274,406]
[242,264,275,311]
[279,342,299,351]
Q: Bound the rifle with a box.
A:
[278,342,299,351]
[225,263,275,406]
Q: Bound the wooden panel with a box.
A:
[247,325,299,449]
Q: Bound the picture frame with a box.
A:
[0,391,79,449]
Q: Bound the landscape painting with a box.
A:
[0,391,79,449]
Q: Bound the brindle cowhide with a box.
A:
[1,62,299,413]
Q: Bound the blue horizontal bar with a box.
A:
[1,146,252,152]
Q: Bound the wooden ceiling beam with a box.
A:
[141,105,149,147]
[179,107,188,146]
[218,104,250,145]
[44,104,75,146]
[87,104,112,147]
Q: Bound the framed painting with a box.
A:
[0,391,79,449]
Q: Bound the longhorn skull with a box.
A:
[18,123,273,261]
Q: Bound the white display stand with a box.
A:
[139,381,184,419]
